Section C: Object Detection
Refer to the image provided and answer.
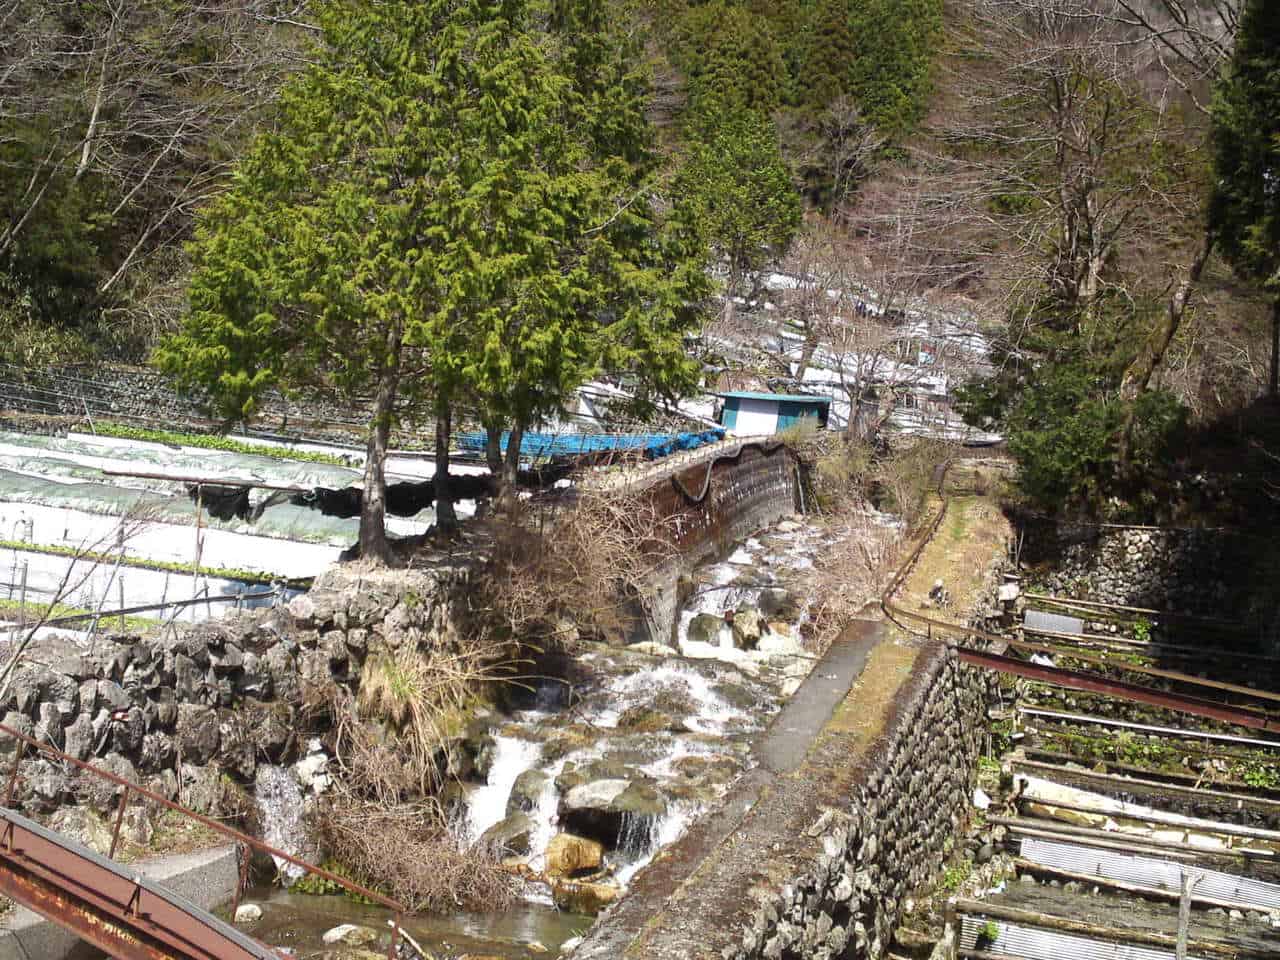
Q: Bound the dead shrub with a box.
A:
[475,487,679,650]
[313,783,521,912]
[805,507,904,652]
[873,438,954,529]
[312,693,522,911]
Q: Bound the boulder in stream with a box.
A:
[506,769,550,816]
[730,607,765,650]
[545,832,604,878]
[479,812,533,856]
[322,924,381,947]
[561,778,666,848]
[686,613,725,647]
[758,587,802,621]
[553,878,619,915]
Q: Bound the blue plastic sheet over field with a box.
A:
[456,429,725,461]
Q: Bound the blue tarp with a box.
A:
[456,429,725,461]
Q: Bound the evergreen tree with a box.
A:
[157,0,705,559]
[847,0,941,137]
[675,105,802,325]
[801,0,857,110]
[680,3,787,115]
[1210,0,1280,396]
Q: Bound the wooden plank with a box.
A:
[1021,628,1280,666]
[1021,748,1271,797]
[1025,594,1244,629]
[987,815,1276,862]
[1013,759,1280,811]
[1017,707,1280,750]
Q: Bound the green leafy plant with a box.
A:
[1132,617,1153,643]
[289,861,377,904]
[1238,761,1280,790]
[939,858,972,892]
[92,423,353,467]
[0,538,289,586]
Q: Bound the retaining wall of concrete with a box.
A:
[637,441,800,645]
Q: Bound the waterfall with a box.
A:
[254,765,308,881]
[613,802,696,886]
[466,735,542,843]
[718,622,735,650]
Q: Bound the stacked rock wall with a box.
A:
[0,562,472,821]
[727,646,997,960]
[1026,523,1235,614]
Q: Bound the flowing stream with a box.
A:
[241,515,831,958]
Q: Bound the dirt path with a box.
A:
[896,495,1011,627]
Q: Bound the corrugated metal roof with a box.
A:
[1025,610,1085,634]
[716,391,833,405]
[1020,836,1280,909]
[959,915,1200,960]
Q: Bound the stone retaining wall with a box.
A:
[1025,523,1236,615]
[726,646,997,960]
[0,561,472,825]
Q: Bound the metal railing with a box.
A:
[0,721,411,959]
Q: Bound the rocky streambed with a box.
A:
[242,516,833,958]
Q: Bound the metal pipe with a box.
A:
[108,789,128,858]
[954,647,1280,734]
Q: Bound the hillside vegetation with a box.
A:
[2,0,1276,534]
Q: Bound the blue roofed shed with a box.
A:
[715,391,831,435]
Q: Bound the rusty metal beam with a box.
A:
[0,721,403,914]
[954,647,1280,734]
[0,808,278,960]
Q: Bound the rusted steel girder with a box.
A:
[953,647,1280,735]
[0,809,278,960]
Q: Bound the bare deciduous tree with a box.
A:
[0,1,314,349]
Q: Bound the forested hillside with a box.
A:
[3,0,1276,529]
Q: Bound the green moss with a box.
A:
[289,860,377,904]
[91,423,354,467]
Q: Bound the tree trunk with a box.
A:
[359,331,402,566]
[1120,229,1214,402]
[1117,229,1214,471]
[795,331,819,383]
[1270,297,1279,400]
[499,422,524,512]
[484,422,503,475]
[434,400,458,536]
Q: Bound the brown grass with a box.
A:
[897,495,1012,616]
[823,640,922,749]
